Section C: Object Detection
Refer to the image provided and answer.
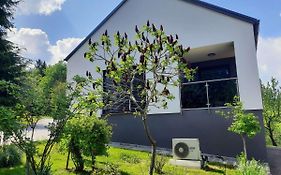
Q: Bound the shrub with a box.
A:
[236,154,267,175]
[62,115,112,171]
[0,144,22,168]
[69,137,84,172]
[154,154,168,174]
[93,162,121,175]
[120,152,141,164]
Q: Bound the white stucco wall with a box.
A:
[67,0,263,113]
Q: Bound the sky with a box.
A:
[7,0,281,83]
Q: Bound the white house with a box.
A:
[65,0,267,161]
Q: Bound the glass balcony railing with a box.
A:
[181,77,238,109]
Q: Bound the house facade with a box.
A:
[65,0,267,161]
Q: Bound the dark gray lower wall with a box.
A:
[107,109,267,161]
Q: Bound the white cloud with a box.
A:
[7,28,52,61]
[49,38,83,64]
[17,0,66,15]
[7,28,83,65]
[257,36,281,83]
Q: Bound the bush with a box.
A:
[62,115,112,171]
[120,152,141,164]
[92,162,121,175]
[0,144,22,168]
[154,154,168,174]
[236,154,267,175]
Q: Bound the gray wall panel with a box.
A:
[107,109,267,161]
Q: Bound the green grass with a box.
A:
[0,143,237,175]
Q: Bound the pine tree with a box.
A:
[0,0,26,106]
[35,59,47,76]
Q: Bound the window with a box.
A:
[208,79,238,107]
[181,59,238,109]
[181,78,238,109]
[103,71,130,114]
[199,65,230,80]
[181,82,207,108]
[103,71,145,114]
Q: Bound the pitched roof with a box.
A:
[65,0,259,61]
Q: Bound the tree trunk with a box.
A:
[26,156,30,175]
[0,132,4,146]
[26,155,37,175]
[66,148,70,170]
[91,152,96,171]
[150,143,157,175]
[142,117,156,175]
[70,137,84,172]
[241,135,247,159]
[268,128,278,146]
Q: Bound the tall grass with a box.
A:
[236,154,267,175]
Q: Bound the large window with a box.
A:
[181,78,238,109]
[181,58,238,109]
[103,71,145,114]
[199,65,230,80]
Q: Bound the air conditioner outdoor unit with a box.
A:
[172,138,201,160]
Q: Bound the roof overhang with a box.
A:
[185,42,235,63]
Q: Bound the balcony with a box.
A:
[181,77,238,109]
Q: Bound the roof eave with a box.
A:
[183,0,260,46]
[254,20,260,48]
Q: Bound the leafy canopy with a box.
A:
[262,78,281,125]
[83,22,195,116]
[219,96,261,138]
[0,0,26,107]
[261,77,281,146]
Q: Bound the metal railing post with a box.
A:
[236,79,239,96]
[205,82,210,109]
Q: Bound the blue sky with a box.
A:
[7,0,281,82]
[14,0,122,44]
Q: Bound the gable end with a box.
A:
[64,0,259,61]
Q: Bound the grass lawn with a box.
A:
[0,143,237,175]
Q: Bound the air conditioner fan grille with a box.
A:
[174,142,189,158]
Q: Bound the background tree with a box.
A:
[0,0,26,107]
[35,59,47,77]
[218,96,261,159]
[0,68,48,174]
[262,77,281,146]
[82,21,194,175]
[60,76,111,172]
[40,61,66,93]
[0,62,82,174]
[0,1,78,174]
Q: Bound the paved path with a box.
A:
[267,147,281,175]
[26,118,53,141]
[0,118,53,146]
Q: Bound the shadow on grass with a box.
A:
[64,168,92,175]
[203,165,225,174]
[201,161,236,174]
[79,159,130,175]
[208,162,235,169]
